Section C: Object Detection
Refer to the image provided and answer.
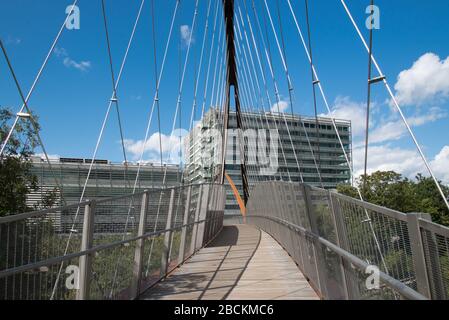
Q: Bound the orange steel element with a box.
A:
[225,173,247,216]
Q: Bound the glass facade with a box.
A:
[185,108,352,215]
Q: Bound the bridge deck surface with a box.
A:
[140,224,319,300]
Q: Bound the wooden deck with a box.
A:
[140,224,319,300]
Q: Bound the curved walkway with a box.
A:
[140,225,319,300]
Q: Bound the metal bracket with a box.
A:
[368,75,386,84]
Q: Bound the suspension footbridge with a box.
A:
[1,0,448,300]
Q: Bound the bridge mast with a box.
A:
[220,0,250,205]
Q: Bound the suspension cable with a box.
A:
[340,0,449,211]
[0,0,79,157]
[234,19,278,183]
[285,0,390,276]
[150,0,164,178]
[244,0,291,182]
[258,0,307,183]
[142,0,198,279]
[101,0,130,190]
[364,0,375,193]
[303,0,323,188]
[236,6,280,183]
[286,0,356,192]
[264,0,326,186]
[0,40,67,207]
[51,0,147,300]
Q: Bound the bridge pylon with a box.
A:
[220,0,250,205]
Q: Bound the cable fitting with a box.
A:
[369,75,386,85]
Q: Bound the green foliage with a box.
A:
[337,171,449,226]
[0,107,57,216]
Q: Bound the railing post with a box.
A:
[130,191,149,300]
[196,184,211,250]
[407,212,432,298]
[220,185,226,227]
[329,193,361,299]
[328,192,350,300]
[77,201,95,300]
[190,185,203,254]
[178,186,192,264]
[301,184,328,299]
[160,189,176,277]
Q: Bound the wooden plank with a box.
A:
[140,224,319,300]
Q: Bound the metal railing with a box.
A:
[0,183,226,300]
[246,181,449,300]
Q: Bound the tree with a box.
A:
[0,107,47,216]
[414,174,449,226]
[337,171,449,226]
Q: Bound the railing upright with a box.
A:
[178,186,192,264]
[302,184,328,298]
[196,184,211,249]
[190,185,203,254]
[130,191,149,300]
[406,213,432,298]
[160,189,176,277]
[328,191,351,299]
[77,201,96,300]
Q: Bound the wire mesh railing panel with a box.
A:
[145,190,172,234]
[0,256,80,300]
[94,193,143,237]
[246,181,434,300]
[0,183,225,300]
[341,261,401,300]
[0,207,85,300]
[334,195,416,291]
[420,221,449,300]
[141,235,164,290]
[316,243,348,300]
[183,185,201,260]
[90,242,136,300]
[168,231,182,273]
[309,187,337,244]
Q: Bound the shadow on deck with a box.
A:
[140,225,319,300]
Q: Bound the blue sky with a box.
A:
[1,0,448,183]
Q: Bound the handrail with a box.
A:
[246,181,449,300]
[0,183,227,300]
[0,182,216,224]
[248,214,427,300]
[0,215,221,279]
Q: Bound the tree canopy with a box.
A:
[0,107,55,216]
[337,171,449,226]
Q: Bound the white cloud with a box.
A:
[394,53,449,106]
[352,144,449,185]
[369,107,447,144]
[353,145,423,178]
[321,96,369,137]
[53,46,91,72]
[180,25,194,47]
[271,99,289,113]
[5,36,21,45]
[430,146,449,185]
[63,57,91,72]
[124,129,189,164]
[320,96,446,147]
[53,46,68,57]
